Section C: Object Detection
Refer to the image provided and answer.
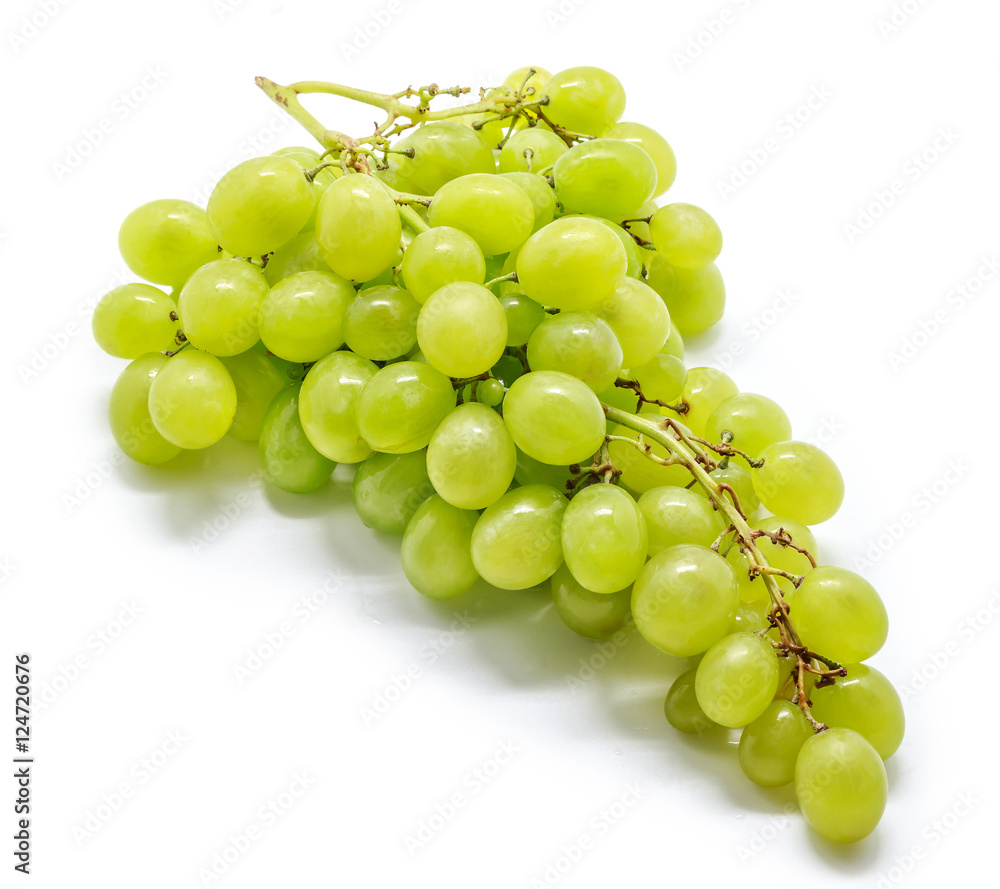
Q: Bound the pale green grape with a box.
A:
[705,393,791,459]
[679,367,738,436]
[596,277,670,368]
[795,728,887,843]
[695,632,781,727]
[393,121,495,194]
[543,66,626,135]
[118,199,219,289]
[298,351,378,463]
[315,174,401,282]
[148,349,237,449]
[649,204,723,270]
[664,668,717,735]
[630,352,686,403]
[809,664,905,760]
[428,173,535,256]
[401,495,480,600]
[607,423,696,494]
[551,563,631,640]
[271,145,321,165]
[753,441,845,524]
[178,259,269,356]
[526,312,623,393]
[498,172,556,232]
[702,463,760,516]
[207,156,314,257]
[724,547,768,603]
[604,122,677,197]
[755,515,818,593]
[553,139,657,218]
[785,567,888,665]
[728,598,771,634]
[631,544,738,656]
[343,285,420,361]
[491,353,525,388]
[663,326,685,360]
[738,700,813,787]
[92,283,178,358]
[516,217,626,310]
[477,377,506,407]
[646,257,726,336]
[221,350,287,442]
[503,65,552,93]
[561,485,647,593]
[470,484,566,589]
[259,270,355,362]
[355,361,456,454]
[416,282,508,377]
[400,226,486,304]
[503,371,605,465]
[108,354,182,465]
[259,385,335,493]
[262,231,329,286]
[614,198,658,243]
[637,486,726,556]
[499,292,546,346]
[499,128,568,173]
[514,448,574,492]
[352,450,433,534]
[426,403,516,510]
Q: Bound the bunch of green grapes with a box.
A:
[91,64,899,848]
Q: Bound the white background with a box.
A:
[1,0,997,887]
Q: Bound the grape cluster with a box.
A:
[92,65,901,846]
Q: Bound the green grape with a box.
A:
[663,325,685,360]
[503,65,552,94]
[108,354,183,465]
[262,231,329,286]
[428,173,535,256]
[646,257,726,336]
[491,353,525,387]
[400,226,486,304]
[695,632,781,727]
[631,544,738,656]
[259,270,355,362]
[785,567,888,664]
[705,393,791,460]
[665,668,718,735]
[401,495,480,600]
[514,448,574,492]
[604,122,677,197]
[728,598,771,634]
[562,485,647,593]
[755,515,818,593]
[607,423,695,494]
[258,385,335,493]
[551,563,631,640]
[207,156,314,257]
[630,353,686,403]
[614,198,658,242]
[426,403,516,510]
[355,361,456,454]
[723,547,767,604]
[553,139,657,219]
[597,383,639,424]
[637,486,725,556]
[516,217,626,310]
[753,441,845,524]
[701,463,760,517]
[526,312,623,393]
[352,450,434,534]
[649,204,723,270]
[499,292,546,346]
[416,282,508,377]
[271,145,322,165]
[470,484,566,589]
[795,728,887,843]
[393,121,495,194]
[503,371,605,465]
[298,351,378,463]
[148,349,237,449]
[316,174,401,282]
[543,66,626,135]
[596,277,671,369]
[809,664,905,760]
[177,259,269,357]
[92,283,178,358]
[477,378,506,407]
[738,700,813,787]
[343,285,421,361]
[498,128,568,173]
[118,199,219,289]
[581,215,643,279]
[498,172,556,232]
[220,350,287,442]
[679,367,738,436]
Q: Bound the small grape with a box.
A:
[738,700,813,786]
[679,367,738,436]
[428,173,535,256]
[401,495,480,600]
[498,292,546,346]
[316,174,401,282]
[400,226,486,305]
[603,122,677,197]
[298,351,379,463]
[705,393,792,459]
[417,282,508,377]
[147,349,237,449]
[543,66,626,135]
[630,352,686,404]
[753,440,845,524]
[476,378,506,407]
[259,269,356,363]
[649,203,723,270]
[526,312,623,393]
[498,128,568,173]
[646,257,726,336]
[118,199,219,289]
[92,283,178,358]
[343,285,421,361]
[637,486,726,556]
[695,632,781,727]
[178,259,269,357]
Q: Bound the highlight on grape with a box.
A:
[90,64,902,846]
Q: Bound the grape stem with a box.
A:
[613,377,688,415]
[485,272,518,288]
